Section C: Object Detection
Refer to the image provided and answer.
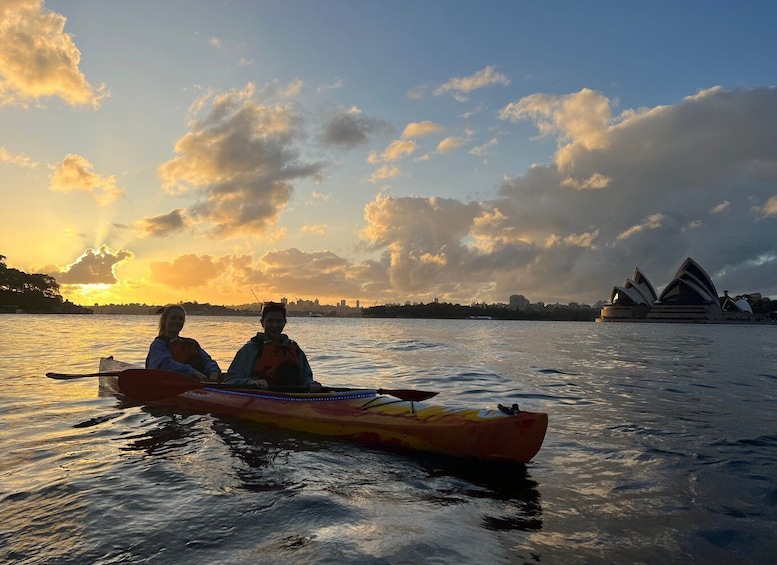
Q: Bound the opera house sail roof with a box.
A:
[609,267,659,307]
[657,258,718,305]
[598,257,753,323]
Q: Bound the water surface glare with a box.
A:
[1,315,775,563]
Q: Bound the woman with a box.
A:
[225,302,322,391]
[146,304,221,382]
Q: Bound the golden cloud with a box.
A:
[58,245,133,285]
[158,83,324,238]
[0,146,38,168]
[499,88,612,169]
[401,121,444,139]
[432,66,510,99]
[49,154,124,205]
[0,0,108,108]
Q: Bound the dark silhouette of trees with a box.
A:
[0,254,90,313]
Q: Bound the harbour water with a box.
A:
[1,315,775,563]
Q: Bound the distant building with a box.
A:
[598,258,754,323]
[509,294,530,309]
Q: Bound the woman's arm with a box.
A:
[198,345,221,378]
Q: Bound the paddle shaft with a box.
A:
[46,370,123,380]
[47,368,438,402]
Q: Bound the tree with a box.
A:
[0,254,64,312]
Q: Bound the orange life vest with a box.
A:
[165,336,206,372]
[251,339,302,385]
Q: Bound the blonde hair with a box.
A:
[157,304,186,336]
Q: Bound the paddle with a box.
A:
[47,370,124,380]
[47,368,439,402]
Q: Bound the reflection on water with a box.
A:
[1,315,776,563]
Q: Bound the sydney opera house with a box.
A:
[597,257,754,323]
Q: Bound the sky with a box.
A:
[1,0,777,308]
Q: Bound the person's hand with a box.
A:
[309,381,323,392]
[192,370,208,382]
[253,378,269,390]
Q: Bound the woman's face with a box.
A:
[261,311,286,340]
[164,309,186,336]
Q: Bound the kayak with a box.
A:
[96,357,548,463]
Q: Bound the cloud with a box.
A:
[306,189,331,205]
[756,195,777,218]
[36,84,777,306]
[711,200,730,214]
[282,79,303,98]
[148,85,768,306]
[544,230,600,249]
[209,37,223,49]
[136,208,191,238]
[415,136,467,162]
[469,137,498,157]
[158,82,325,238]
[0,0,108,108]
[368,164,400,183]
[0,146,38,168]
[143,249,388,302]
[245,248,374,299]
[401,121,444,139]
[433,65,510,101]
[409,66,508,103]
[499,88,613,169]
[461,104,486,119]
[49,154,124,205]
[319,106,393,148]
[257,78,304,99]
[616,213,666,240]
[360,194,488,293]
[432,66,510,101]
[317,77,343,92]
[58,245,133,285]
[407,83,430,100]
[369,139,417,163]
[353,87,777,304]
[148,254,229,289]
[561,173,612,190]
[436,136,466,154]
[301,224,327,236]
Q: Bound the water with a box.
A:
[1,315,775,564]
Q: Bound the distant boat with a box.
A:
[469,315,493,320]
[309,312,324,317]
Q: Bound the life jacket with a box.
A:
[163,336,206,373]
[250,337,302,385]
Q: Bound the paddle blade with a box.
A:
[377,388,439,402]
[118,369,204,401]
